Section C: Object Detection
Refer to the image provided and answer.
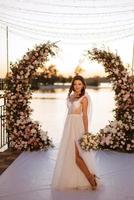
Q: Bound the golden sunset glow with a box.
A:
[0,29,133,78]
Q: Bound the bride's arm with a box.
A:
[81,96,88,133]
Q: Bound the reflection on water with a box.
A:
[30,87,115,144]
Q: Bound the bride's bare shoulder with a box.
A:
[81,95,88,104]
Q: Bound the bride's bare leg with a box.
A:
[75,143,97,190]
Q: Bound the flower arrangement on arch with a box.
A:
[5,42,58,151]
[80,48,134,153]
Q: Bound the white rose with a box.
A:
[16,120,21,125]
[112,128,117,134]
[111,121,117,127]
[114,69,119,74]
[103,127,109,133]
[105,135,111,145]
[17,75,20,79]
[116,62,119,66]
[122,77,127,82]
[31,129,37,134]
[28,65,34,69]
[42,135,48,141]
[117,132,121,136]
[9,100,13,104]
[111,59,115,63]
[118,120,122,125]
[43,52,48,57]
[20,71,24,75]
[24,55,29,60]
[121,141,125,145]
[25,75,29,79]
[33,60,38,65]
[81,142,85,147]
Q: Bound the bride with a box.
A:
[52,75,99,190]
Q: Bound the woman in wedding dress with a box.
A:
[52,75,98,190]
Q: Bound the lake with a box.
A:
[30,85,115,145]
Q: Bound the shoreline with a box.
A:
[38,83,112,90]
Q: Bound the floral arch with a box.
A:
[5,42,58,151]
[80,48,134,153]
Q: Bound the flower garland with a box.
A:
[5,42,58,151]
[80,48,134,153]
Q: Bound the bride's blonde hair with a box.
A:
[68,75,86,98]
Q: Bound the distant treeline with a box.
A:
[30,75,111,90]
[0,69,133,90]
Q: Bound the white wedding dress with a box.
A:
[52,92,97,190]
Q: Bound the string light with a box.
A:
[0,22,133,48]
[0,11,134,29]
[1,17,134,36]
[7,26,134,46]
[0,0,134,45]
[5,0,134,9]
[1,20,134,43]
[0,3,134,16]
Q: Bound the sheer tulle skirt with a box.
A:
[52,114,96,190]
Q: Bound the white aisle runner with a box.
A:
[0,146,134,200]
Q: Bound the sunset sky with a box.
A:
[0,27,133,78]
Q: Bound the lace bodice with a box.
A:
[67,96,84,115]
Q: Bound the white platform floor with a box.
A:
[0,145,134,200]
